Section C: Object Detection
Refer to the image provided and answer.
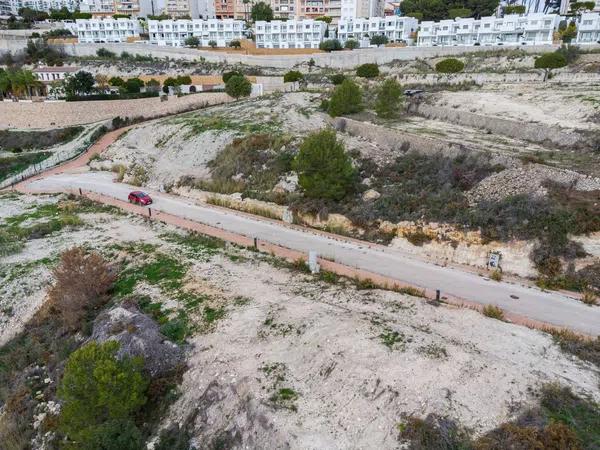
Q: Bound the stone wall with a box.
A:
[46,41,586,70]
[407,101,585,148]
[394,71,600,85]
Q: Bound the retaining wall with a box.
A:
[48,42,579,69]
[395,71,600,85]
[407,101,584,148]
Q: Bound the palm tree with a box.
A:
[18,69,42,97]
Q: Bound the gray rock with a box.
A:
[90,302,184,377]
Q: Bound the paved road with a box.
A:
[27,171,600,335]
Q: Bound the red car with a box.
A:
[128,191,153,205]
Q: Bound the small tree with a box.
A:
[283,70,303,83]
[123,77,144,93]
[145,78,160,92]
[369,35,388,46]
[344,39,359,49]
[293,129,356,201]
[229,39,242,48]
[208,40,217,48]
[184,36,199,47]
[319,39,343,52]
[47,247,115,329]
[559,21,577,43]
[315,15,332,24]
[64,70,95,96]
[176,75,192,85]
[225,75,252,98]
[534,52,567,81]
[162,76,178,93]
[375,78,403,119]
[251,1,274,21]
[356,63,379,78]
[328,79,363,117]
[435,58,464,73]
[58,341,147,445]
[503,4,525,14]
[448,7,472,18]
[222,70,242,83]
[108,76,124,86]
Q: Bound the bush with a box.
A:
[435,58,465,73]
[375,78,403,119]
[47,247,115,330]
[58,341,148,446]
[482,304,504,320]
[96,48,116,58]
[222,70,242,83]
[329,73,346,85]
[369,35,388,46]
[123,77,144,94]
[555,44,580,64]
[108,76,124,86]
[356,63,379,78]
[208,40,217,48]
[225,75,252,98]
[344,39,360,49]
[229,39,241,48]
[293,129,357,201]
[184,36,199,47]
[283,70,303,83]
[328,79,363,117]
[534,52,567,70]
[319,39,343,52]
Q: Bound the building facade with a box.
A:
[75,17,142,42]
[337,15,418,44]
[147,18,245,46]
[576,12,600,43]
[254,18,326,48]
[3,0,79,14]
[417,13,559,46]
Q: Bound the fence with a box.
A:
[0,122,108,190]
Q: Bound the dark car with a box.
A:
[128,191,153,205]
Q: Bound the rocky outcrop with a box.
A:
[90,302,184,377]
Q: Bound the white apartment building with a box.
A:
[147,18,245,46]
[337,16,418,44]
[340,0,384,20]
[576,12,600,43]
[4,0,79,15]
[417,13,559,46]
[254,18,326,48]
[79,0,162,16]
[76,17,142,43]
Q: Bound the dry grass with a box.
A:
[581,289,598,306]
[482,305,505,321]
[489,270,503,282]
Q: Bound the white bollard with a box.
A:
[308,251,320,274]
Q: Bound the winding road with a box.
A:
[23,170,600,336]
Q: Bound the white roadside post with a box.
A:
[308,251,320,274]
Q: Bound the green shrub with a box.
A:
[356,63,380,78]
[58,341,148,445]
[369,35,388,46]
[96,48,116,58]
[225,75,252,98]
[534,52,567,70]
[319,39,343,52]
[435,58,465,73]
[327,79,363,117]
[283,70,303,83]
[344,39,360,49]
[222,70,241,83]
[293,129,357,201]
[184,36,199,47]
[329,73,346,85]
[375,78,403,119]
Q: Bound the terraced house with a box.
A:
[76,18,142,43]
[417,13,560,46]
[337,16,418,45]
[254,18,326,48]
[147,18,245,46]
[576,12,600,44]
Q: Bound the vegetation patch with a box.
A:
[482,305,505,321]
[0,151,52,182]
[0,126,83,151]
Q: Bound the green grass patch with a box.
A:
[0,152,53,181]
